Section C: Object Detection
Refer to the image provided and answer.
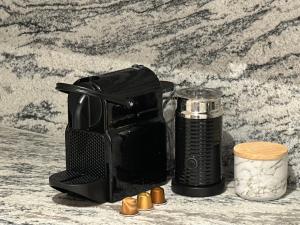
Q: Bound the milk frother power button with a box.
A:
[186,157,198,169]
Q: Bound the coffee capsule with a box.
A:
[137,192,153,211]
[120,197,139,216]
[150,187,166,205]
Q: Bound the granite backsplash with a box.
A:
[0,0,299,186]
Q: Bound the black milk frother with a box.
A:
[172,87,225,197]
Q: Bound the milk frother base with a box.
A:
[171,178,225,197]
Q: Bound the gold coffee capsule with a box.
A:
[137,192,153,211]
[120,197,139,216]
[150,187,166,205]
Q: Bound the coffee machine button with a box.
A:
[186,157,198,169]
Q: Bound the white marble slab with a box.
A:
[0,1,299,185]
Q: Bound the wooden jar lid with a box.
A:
[234,142,288,160]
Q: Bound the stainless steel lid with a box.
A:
[176,87,223,119]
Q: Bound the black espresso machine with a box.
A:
[49,65,173,203]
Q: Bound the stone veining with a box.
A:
[0,0,299,186]
[234,156,288,201]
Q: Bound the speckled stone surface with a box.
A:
[0,1,299,185]
[0,126,299,225]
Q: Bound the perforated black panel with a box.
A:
[175,117,222,186]
[65,127,106,179]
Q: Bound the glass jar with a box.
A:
[161,81,176,177]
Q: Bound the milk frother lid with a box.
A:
[176,87,223,119]
[176,87,222,101]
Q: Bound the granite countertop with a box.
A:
[0,126,299,225]
[0,0,300,187]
